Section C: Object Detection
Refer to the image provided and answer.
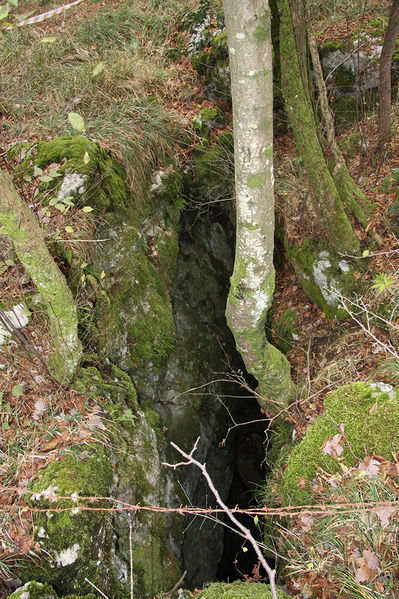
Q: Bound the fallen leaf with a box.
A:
[363,549,379,571]
[322,434,343,458]
[87,413,106,430]
[32,398,47,420]
[299,515,314,531]
[297,476,307,489]
[374,505,395,529]
[358,456,380,478]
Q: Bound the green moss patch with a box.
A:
[24,448,115,596]
[32,136,129,215]
[280,382,399,505]
[201,581,291,599]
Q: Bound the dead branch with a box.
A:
[163,437,279,599]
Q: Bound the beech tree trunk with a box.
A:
[378,0,399,141]
[305,4,369,226]
[0,169,82,384]
[224,0,294,410]
[278,0,360,255]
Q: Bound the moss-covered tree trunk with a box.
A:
[378,0,399,141]
[224,0,294,411]
[0,169,82,384]
[305,4,369,226]
[278,0,360,255]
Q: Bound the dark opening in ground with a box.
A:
[217,419,273,583]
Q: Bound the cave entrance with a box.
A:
[217,414,272,583]
[181,391,274,588]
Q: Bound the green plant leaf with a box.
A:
[33,165,43,177]
[39,175,53,182]
[82,205,93,212]
[68,111,86,132]
[63,198,75,206]
[65,225,74,233]
[92,61,104,77]
[8,0,18,6]
[40,36,57,43]
[0,4,10,20]
[55,202,66,212]
[48,168,62,177]
[83,151,90,164]
[12,384,23,398]
[49,197,58,206]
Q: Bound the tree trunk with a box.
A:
[0,169,82,384]
[278,0,360,255]
[224,0,294,411]
[378,0,399,141]
[305,4,369,226]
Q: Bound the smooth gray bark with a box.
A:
[224,0,294,411]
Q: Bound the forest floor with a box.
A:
[0,0,398,596]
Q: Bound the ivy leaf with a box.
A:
[68,111,86,132]
[12,384,23,398]
[48,169,62,177]
[33,165,43,177]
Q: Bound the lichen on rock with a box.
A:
[286,239,360,319]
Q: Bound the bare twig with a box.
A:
[163,437,279,599]
[129,517,134,599]
[165,570,187,597]
[84,577,110,599]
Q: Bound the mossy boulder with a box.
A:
[73,364,182,598]
[20,365,182,599]
[7,581,58,599]
[23,448,116,596]
[17,136,129,217]
[286,239,360,319]
[200,581,291,599]
[279,382,399,505]
[7,581,96,599]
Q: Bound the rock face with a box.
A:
[9,136,244,597]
